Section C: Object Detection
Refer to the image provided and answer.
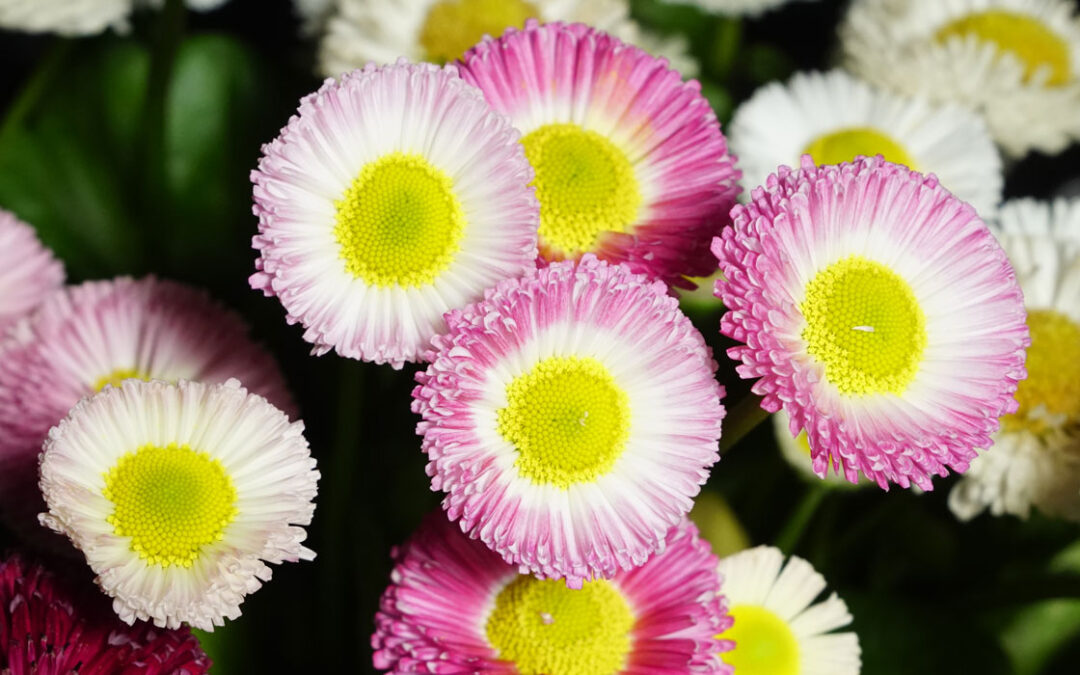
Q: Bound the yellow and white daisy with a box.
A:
[39,379,319,631]
[0,0,130,35]
[950,198,1080,521]
[317,0,697,78]
[730,70,1002,217]
[841,0,1080,158]
[718,546,861,675]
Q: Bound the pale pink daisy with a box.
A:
[413,256,724,587]
[0,277,293,540]
[372,513,733,673]
[251,61,538,368]
[0,209,63,333]
[457,20,741,288]
[713,156,1029,490]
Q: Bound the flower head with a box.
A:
[251,60,539,367]
[457,20,741,288]
[414,256,724,586]
[714,156,1028,490]
[0,555,210,674]
[0,209,64,332]
[38,379,319,631]
[0,0,130,35]
[717,546,860,675]
[372,513,732,673]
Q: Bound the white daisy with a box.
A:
[0,0,131,36]
[718,546,861,675]
[841,0,1080,158]
[950,198,1080,521]
[317,0,697,79]
[661,0,816,18]
[730,69,1002,218]
[39,379,319,631]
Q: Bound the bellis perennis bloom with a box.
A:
[0,209,63,332]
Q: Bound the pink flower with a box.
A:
[0,209,63,332]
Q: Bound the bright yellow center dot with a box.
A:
[103,443,237,569]
[801,255,926,396]
[497,356,631,488]
[936,11,1071,86]
[333,152,465,288]
[1002,310,1080,434]
[723,605,800,675]
[803,127,917,169]
[419,0,539,63]
[486,576,634,675]
[521,123,641,258]
[92,367,150,392]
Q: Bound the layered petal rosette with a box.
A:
[372,513,732,673]
[414,256,724,586]
[714,156,1029,490]
[457,20,741,287]
[951,198,1080,521]
[38,379,319,631]
[717,546,861,675]
[0,555,211,674]
[251,61,539,367]
[0,277,293,540]
[0,209,64,332]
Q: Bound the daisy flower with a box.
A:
[841,0,1080,157]
[318,0,696,79]
[39,379,319,631]
[717,546,861,675]
[0,555,211,673]
[457,20,741,288]
[950,198,1080,521]
[372,513,732,673]
[0,209,64,332]
[0,0,130,35]
[730,70,1002,218]
[251,60,539,367]
[0,277,293,542]
[414,256,724,586]
[714,156,1028,490]
[662,0,816,18]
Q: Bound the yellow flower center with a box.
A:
[1002,309,1080,434]
[803,127,917,169]
[333,152,465,288]
[92,368,150,392]
[497,356,631,488]
[521,123,641,259]
[486,576,634,675]
[419,0,540,63]
[722,605,800,675]
[936,11,1071,86]
[103,443,237,569]
[801,256,926,396]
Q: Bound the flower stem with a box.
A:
[717,393,770,456]
[0,38,73,143]
[774,484,828,554]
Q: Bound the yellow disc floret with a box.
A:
[419,0,540,64]
[333,152,465,288]
[103,443,237,568]
[803,127,917,170]
[485,576,634,675]
[1002,309,1080,434]
[936,11,1071,86]
[497,356,631,488]
[722,605,800,675]
[801,255,926,396]
[522,124,641,258]
[92,368,150,392]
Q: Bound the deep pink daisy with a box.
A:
[0,555,210,674]
[0,209,63,332]
[457,20,741,288]
[713,156,1029,490]
[372,513,732,674]
[413,256,724,587]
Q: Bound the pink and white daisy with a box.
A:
[457,20,741,288]
[413,256,724,586]
[0,277,293,540]
[713,156,1029,490]
[251,61,539,368]
[372,513,732,673]
[0,209,63,333]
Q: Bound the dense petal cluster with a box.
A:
[0,209,64,332]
